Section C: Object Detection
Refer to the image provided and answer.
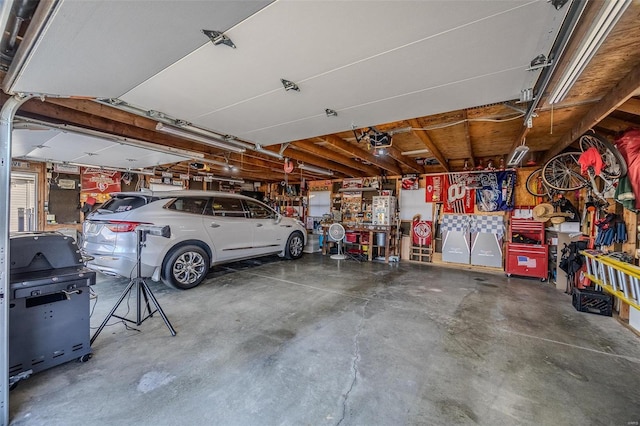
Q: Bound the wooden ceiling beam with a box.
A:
[542,64,640,163]
[462,111,475,167]
[596,116,639,134]
[24,98,284,165]
[408,118,450,171]
[7,95,213,155]
[616,97,640,116]
[322,135,402,176]
[293,140,380,176]
[383,145,425,174]
[267,145,361,177]
[46,98,159,131]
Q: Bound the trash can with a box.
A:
[8,232,95,386]
[376,232,386,247]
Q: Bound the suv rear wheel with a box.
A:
[162,245,210,290]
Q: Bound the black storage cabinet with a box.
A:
[8,232,95,383]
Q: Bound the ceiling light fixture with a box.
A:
[44,160,156,176]
[204,175,244,184]
[401,149,430,156]
[281,79,300,92]
[298,163,333,176]
[548,0,631,104]
[175,125,285,160]
[507,144,530,167]
[156,122,246,154]
[254,144,283,160]
[198,158,230,168]
[202,29,236,48]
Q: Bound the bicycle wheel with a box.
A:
[525,168,548,197]
[579,132,627,178]
[542,152,588,191]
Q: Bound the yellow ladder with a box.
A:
[582,250,640,310]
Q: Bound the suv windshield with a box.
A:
[99,196,149,213]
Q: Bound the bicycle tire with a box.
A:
[579,132,627,178]
[542,152,588,191]
[525,168,548,197]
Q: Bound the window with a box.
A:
[101,195,150,213]
[210,197,246,217]
[167,197,209,215]
[244,199,276,219]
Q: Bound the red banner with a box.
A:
[412,219,432,246]
[442,173,475,214]
[425,175,444,202]
[81,168,121,194]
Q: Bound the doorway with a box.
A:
[10,172,37,232]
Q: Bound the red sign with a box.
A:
[425,175,443,202]
[412,219,432,246]
[81,168,121,194]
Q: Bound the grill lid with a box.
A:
[9,232,83,274]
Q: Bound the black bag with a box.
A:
[559,241,587,274]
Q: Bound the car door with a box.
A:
[243,198,286,255]
[203,196,255,262]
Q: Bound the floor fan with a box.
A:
[328,223,347,260]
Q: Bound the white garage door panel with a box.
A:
[122,0,563,146]
[12,129,186,169]
[231,71,526,146]
[121,1,521,115]
[11,128,62,157]
[11,0,272,97]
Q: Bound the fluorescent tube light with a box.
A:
[401,149,430,156]
[156,122,246,154]
[507,145,530,167]
[298,163,333,176]
[203,175,245,184]
[253,144,283,160]
[548,0,631,104]
[46,160,156,176]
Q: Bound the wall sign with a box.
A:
[81,168,121,193]
[426,170,516,213]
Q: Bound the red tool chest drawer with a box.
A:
[505,243,548,280]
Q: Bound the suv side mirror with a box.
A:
[275,213,282,224]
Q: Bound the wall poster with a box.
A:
[425,170,516,213]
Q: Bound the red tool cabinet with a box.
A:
[505,216,548,281]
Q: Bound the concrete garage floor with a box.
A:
[8,254,640,426]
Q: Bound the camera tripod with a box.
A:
[91,228,176,345]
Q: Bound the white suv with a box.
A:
[82,190,306,289]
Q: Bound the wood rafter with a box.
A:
[264,145,361,177]
[293,140,380,176]
[616,97,640,116]
[322,135,402,176]
[543,64,640,163]
[596,116,639,134]
[408,118,449,171]
[462,110,475,167]
[384,145,425,174]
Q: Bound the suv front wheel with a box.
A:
[284,231,305,260]
[162,245,210,290]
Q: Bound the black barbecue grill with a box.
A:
[8,232,95,387]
